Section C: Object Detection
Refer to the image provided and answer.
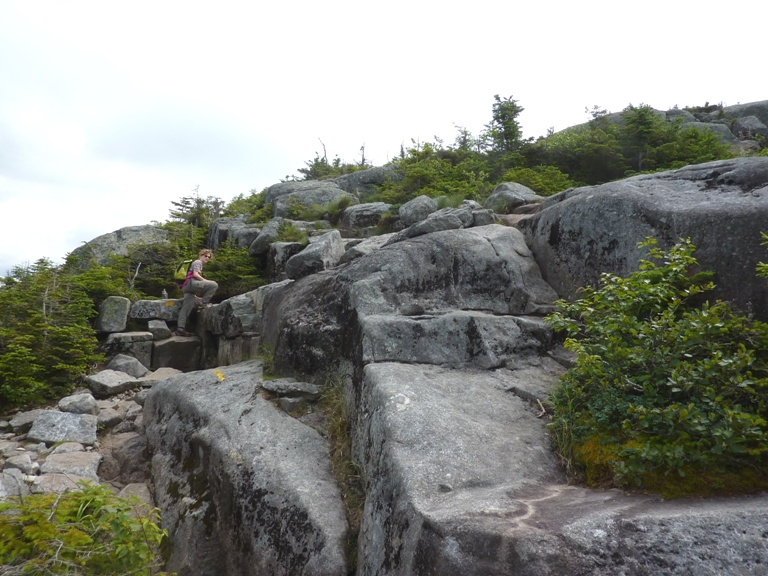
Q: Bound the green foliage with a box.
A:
[169,186,224,230]
[0,482,169,575]
[96,242,183,301]
[531,104,733,185]
[275,222,309,245]
[159,220,207,256]
[374,139,492,205]
[480,94,529,180]
[222,189,274,224]
[501,165,576,195]
[0,259,104,408]
[546,239,768,496]
[758,232,768,279]
[286,195,353,226]
[295,154,369,181]
[435,194,465,209]
[204,242,265,299]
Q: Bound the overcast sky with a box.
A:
[1,0,764,276]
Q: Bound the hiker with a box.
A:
[176,248,218,337]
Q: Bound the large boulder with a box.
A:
[267,241,305,282]
[285,230,345,280]
[40,451,102,482]
[248,217,285,256]
[129,300,183,321]
[484,182,545,213]
[732,115,768,140]
[359,312,551,369]
[398,195,438,226]
[517,157,768,320]
[151,336,201,372]
[106,353,150,378]
[208,215,261,251]
[86,370,138,398]
[205,292,261,339]
[684,121,737,143]
[26,411,97,446]
[333,165,402,197]
[353,362,768,576]
[261,225,558,376]
[264,181,358,218]
[58,393,99,416]
[339,202,391,229]
[719,100,768,127]
[338,233,396,265]
[69,225,169,267]
[102,332,153,369]
[143,361,348,576]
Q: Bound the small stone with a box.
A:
[58,393,100,416]
[86,370,137,398]
[4,453,37,475]
[50,442,85,456]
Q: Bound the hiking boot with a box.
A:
[175,328,194,337]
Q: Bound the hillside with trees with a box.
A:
[0,96,764,411]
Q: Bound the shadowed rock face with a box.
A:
[143,361,348,576]
[518,157,768,320]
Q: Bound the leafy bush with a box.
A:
[0,482,170,575]
[546,238,768,497]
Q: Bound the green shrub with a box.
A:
[275,222,308,245]
[435,194,464,209]
[501,165,576,195]
[0,260,104,407]
[204,242,265,300]
[286,196,353,226]
[0,482,170,575]
[546,238,768,497]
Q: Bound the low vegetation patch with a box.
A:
[275,221,309,245]
[0,482,171,575]
[546,238,768,498]
[317,376,365,571]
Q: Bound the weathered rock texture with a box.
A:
[333,165,401,197]
[261,224,558,377]
[143,361,348,576]
[518,157,768,320]
[265,181,358,218]
[94,296,131,333]
[69,225,169,266]
[352,362,768,576]
[208,215,261,251]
